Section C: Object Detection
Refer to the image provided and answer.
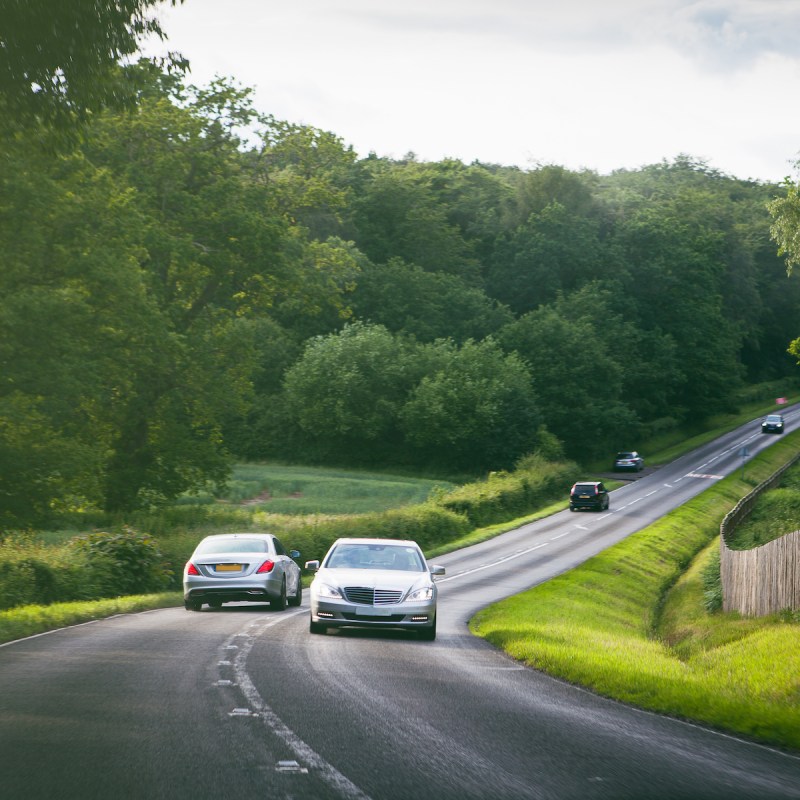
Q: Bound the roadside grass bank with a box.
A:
[0,593,182,645]
[470,430,800,751]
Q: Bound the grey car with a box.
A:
[305,537,445,640]
[613,450,644,471]
[183,533,302,611]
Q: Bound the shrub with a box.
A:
[437,461,577,528]
[701,547,722,612]
[70,527,172,597]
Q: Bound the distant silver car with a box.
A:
[183,533,302,611]
[613,450,644,471]
[305,537,445,640]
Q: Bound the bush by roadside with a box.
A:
[0,528,172,611]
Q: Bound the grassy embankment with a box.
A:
[471,427,800,751]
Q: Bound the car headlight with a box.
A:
[406,586,434,602]
[316,583,342,599]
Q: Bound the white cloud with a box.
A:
[145,0,800,181]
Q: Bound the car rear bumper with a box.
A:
[183,573,283,603]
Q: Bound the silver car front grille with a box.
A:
[344,586,403,605]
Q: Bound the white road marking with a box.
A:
[226,610,374,800]
[438,542,550,583]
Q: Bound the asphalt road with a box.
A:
[2,407,800,800]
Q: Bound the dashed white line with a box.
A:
[225,610,374,800]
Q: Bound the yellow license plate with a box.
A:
[215,564,242,572]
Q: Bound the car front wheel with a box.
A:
[309,618,326,634]
[419,618,437,641]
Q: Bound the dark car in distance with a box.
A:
[569,481,610,512]
[761,414,785,434]
[613,451,644,471]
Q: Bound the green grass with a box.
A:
[726,460,800,549]
[0,593,182,644]
[471,430,800,750]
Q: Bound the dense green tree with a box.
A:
[400,339,541,471]
[351,258,513,343]
[350,159,482,282]
[0,138,156,520]
[280,323,415,462]
[769,177,800,276]
[498,306,636,459]
[50,71,356,510]
[0,0,185,136]
[487,202,608,313]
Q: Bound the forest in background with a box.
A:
[2,43,800,523]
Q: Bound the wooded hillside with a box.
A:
[2,53,799,522]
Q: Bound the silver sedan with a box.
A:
[183,533,302,611]
[305,537,445,640]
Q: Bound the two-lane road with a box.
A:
[2,407,800,799]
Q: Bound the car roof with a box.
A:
[331,537,420,548]
[199,532,273,542]
[573,481,601,487]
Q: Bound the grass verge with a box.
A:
[470,430,800,751]
[0,593,182,645]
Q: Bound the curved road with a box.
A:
[2,408,800,799]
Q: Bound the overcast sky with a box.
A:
[145,0,800,182]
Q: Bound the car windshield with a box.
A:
[326,543,425,571]
[196,538,270,555]
[766,415,782,423]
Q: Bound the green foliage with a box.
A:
[725,461,800,550]
[701,546,723,612]
[0,1,186,138]
[0,530,173,609]
[400,338,541,470]
[350,258,513,343]
[768,176,800,275]
[2,57,798,518]
[437,461,577,528]
[70,527,172,597]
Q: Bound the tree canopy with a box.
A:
[1,28,799,521]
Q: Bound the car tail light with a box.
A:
[256,559,275,574]
[186,562,200,576]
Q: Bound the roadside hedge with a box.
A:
[0,459,580,609]
[0,528,172,611]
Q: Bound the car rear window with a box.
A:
[616,452,635,459]
[572,484,597,493]
[196,538,270,554]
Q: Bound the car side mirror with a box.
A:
[430,565,446,577]
[304,559,320,572]
[290,549,301,559]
